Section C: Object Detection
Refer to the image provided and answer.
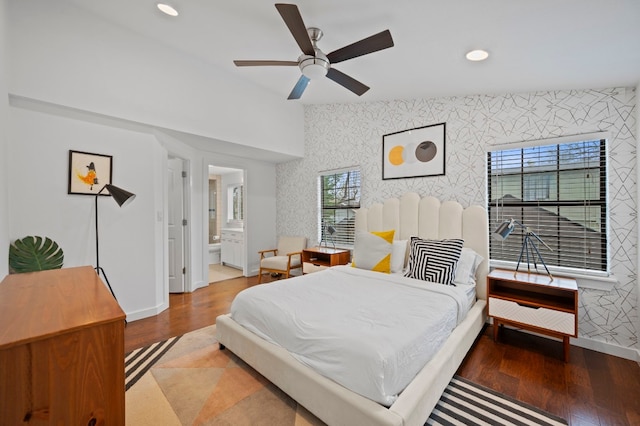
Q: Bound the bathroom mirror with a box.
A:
[227,184,244,223]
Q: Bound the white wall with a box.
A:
[0,0,8,278]
[7,0,304,158]
[278,87,638,359]
[7,104,166,319]
[2,0,290,319]
[4,102,273,319]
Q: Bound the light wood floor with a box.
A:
[208,263,243,283]
[124,275,640,426]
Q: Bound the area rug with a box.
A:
[125,326,568,426]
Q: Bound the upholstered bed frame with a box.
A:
[216,193,489,426]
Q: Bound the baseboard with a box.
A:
[191,280,208,292]
[571,336,640,362]
[125,300,169,322]
[490,319,640,362]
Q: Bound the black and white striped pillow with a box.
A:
[404,237,464,285]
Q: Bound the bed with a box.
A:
[216,193,489,426]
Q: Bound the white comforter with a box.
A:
[230,265,473,405]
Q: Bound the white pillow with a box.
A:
[390,240,408,273]
[453,248,484,286]
[352,230,395,273]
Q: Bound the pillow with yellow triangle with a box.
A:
[352,229,395,273]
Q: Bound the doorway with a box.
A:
[207,165,245,283]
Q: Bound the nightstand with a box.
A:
[487,268,578,362]
[302,247,351,274]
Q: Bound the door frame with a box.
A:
[206,164,247,278]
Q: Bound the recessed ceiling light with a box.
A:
[466,49,489,61]
[157,3,179,17]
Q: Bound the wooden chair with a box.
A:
[258,236,307,283]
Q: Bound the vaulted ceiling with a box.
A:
[65,0,640,105]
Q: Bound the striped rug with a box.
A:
[427,376,568,426]
[125,335,181,391]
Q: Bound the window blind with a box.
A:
[319,168,361,248]
[487,139,607,272]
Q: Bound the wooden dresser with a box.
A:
[0,266,126,425]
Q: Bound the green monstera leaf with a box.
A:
[9,236,64,273]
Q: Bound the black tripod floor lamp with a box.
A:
[493,218,554,281]
[95,184,136,302]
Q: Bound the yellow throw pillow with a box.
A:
[352,230,395,273]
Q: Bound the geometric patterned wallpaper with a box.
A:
[276,87,637,351]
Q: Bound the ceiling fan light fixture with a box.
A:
[466,49,489,61]
[157,3,179,17]
[233,4,395,99]
[300,56,329,80]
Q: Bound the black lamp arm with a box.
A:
[96,185,107,196]
[510,219,553,252]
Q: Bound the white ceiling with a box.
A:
[66,0,640,105]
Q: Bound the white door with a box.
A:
[168,158,185,293]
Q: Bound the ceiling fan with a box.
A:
[233,3,394,100]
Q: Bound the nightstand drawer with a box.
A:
[489,297,576,336]
[303,262,328,274]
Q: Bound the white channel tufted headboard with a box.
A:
[354,193,489,300]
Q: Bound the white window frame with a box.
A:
[487,132,610,279]
[317,167,361,249]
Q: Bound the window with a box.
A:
[487,136,607,273]
[319,168,361,248]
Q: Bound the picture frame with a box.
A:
[382,122,446,180]
[68,150,113,195]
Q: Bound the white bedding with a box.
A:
[230,265,474,405]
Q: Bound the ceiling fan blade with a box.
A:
[326,68,369,96]
[275,3,315,56]
[288,75,310,100]
[326,30,394,64]
[234,60,298,67]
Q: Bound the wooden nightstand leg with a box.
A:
[563,336,570,362]
[493,320,500,342]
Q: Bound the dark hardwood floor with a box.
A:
[458,326,640,425]
[123,275,264,352]
[124,275,640,426]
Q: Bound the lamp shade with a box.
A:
[493,220,514,241]
[327,225,337,235]
[105,184,136,207]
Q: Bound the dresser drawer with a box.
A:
[489,297,576,336]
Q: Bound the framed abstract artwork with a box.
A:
[68,150,113,195]
[382,123,446,180]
